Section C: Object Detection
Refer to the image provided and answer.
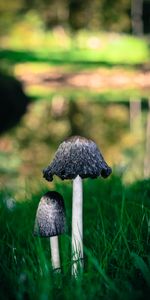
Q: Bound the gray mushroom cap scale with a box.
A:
[43,136,112,181]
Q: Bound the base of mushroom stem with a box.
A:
[71,258,84,277]
[52,267,62,273]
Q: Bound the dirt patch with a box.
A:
[15,66,150,91]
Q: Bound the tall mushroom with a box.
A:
[43,136,112,276]
[34,191,66,272]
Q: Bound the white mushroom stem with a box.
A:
[50,236,61,272]
[72,175,83,276]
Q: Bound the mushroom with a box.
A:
[34,191,66,272]
[43,136,112,276]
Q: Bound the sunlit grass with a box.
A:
[0,29,149,67]
[1,176,150,299]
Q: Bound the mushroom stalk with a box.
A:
[50,236,61,272]
[72,175,83,276]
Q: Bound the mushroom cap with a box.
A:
[43,136,112,181]
[34,191,66,237]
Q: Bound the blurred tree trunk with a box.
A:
[131,0,143,35]
[130,99,142,132]
[130,2,143,177]
[144,99,150,178]
[68,0,91,30]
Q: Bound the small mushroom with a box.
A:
[34,191,66,272]
[43,136,112,276]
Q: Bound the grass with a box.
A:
[0,40,149,69]
[0,31,149,70]
[1,175,150,299]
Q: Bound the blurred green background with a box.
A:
[0,1,150,299]
[0,0,150,195]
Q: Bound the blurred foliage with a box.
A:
[0,95,149,197]
[0,0,149,34]
[0,19,149,196]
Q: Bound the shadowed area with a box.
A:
[0,72,30,133]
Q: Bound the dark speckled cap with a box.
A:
[34,191,66,237]
[43,136,112,182]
